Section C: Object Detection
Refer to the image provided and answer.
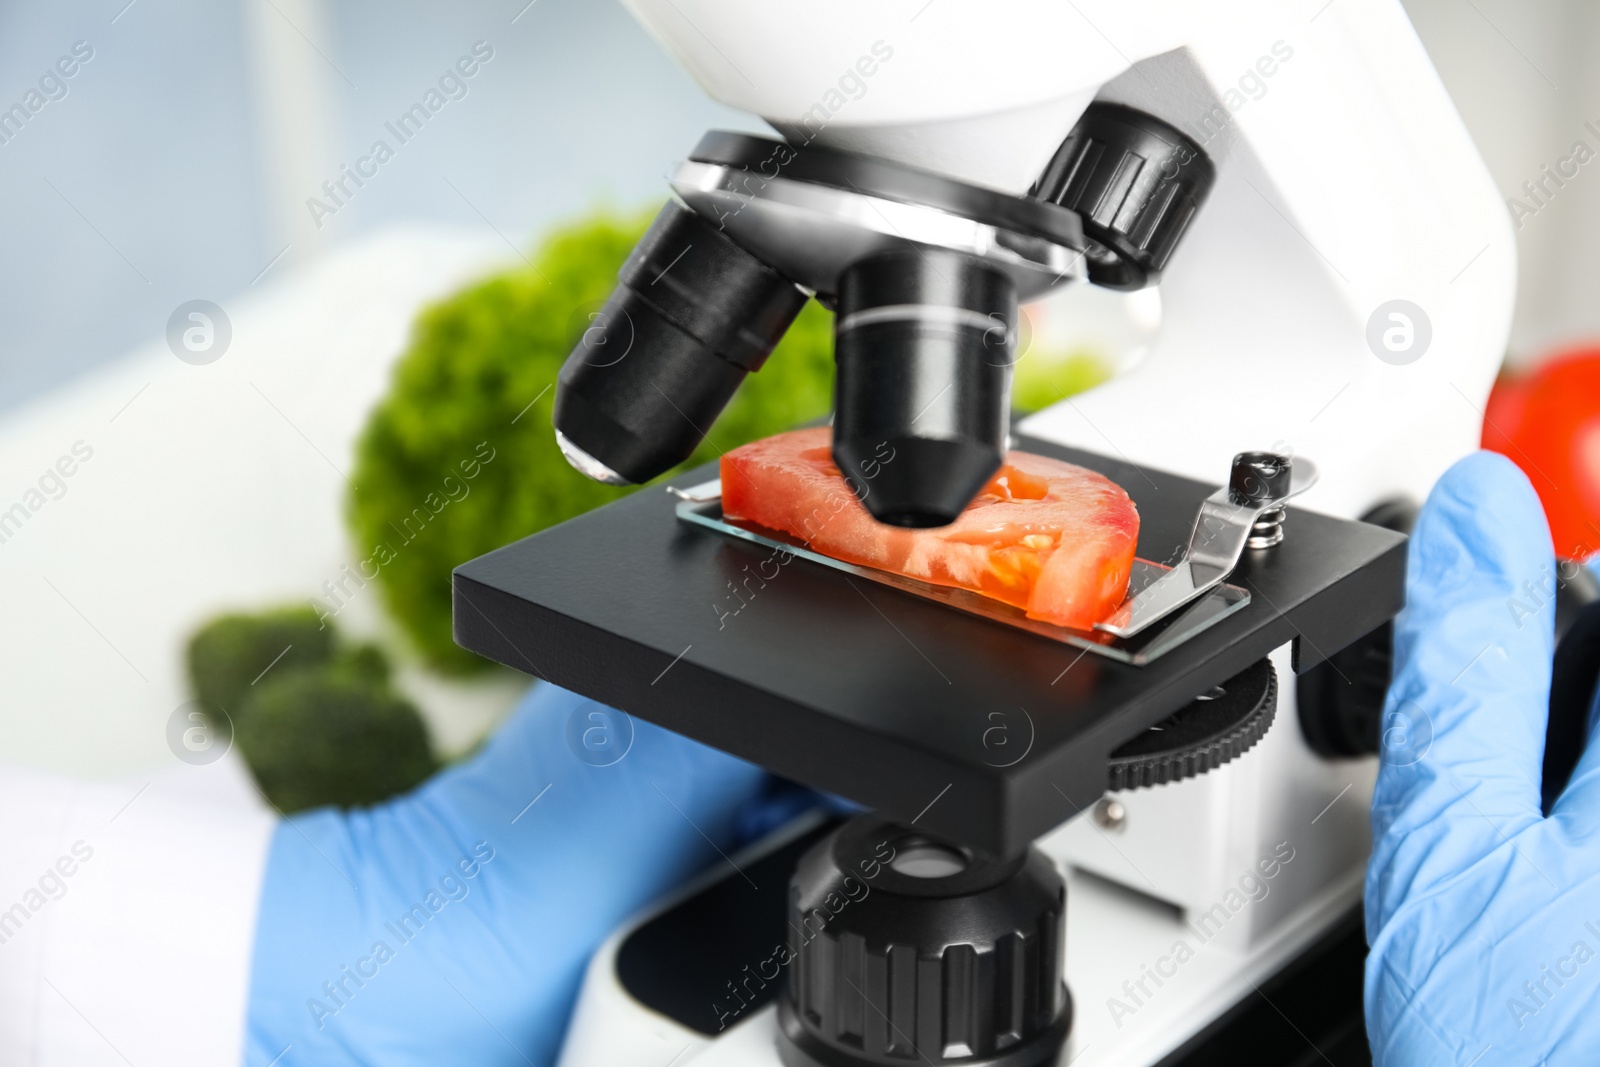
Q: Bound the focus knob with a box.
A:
[1030,103,1215,290]
[1107,658,1277,790]
[778,816,1071,1067]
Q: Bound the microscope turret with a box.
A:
[553,113,1212,527]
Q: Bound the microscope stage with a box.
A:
[453,436,1404,857]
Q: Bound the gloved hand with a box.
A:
[243,681,789,1066]
[1366,452,1600,1064]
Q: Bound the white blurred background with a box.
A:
[0,0,765,412]
[0,0,1595,780]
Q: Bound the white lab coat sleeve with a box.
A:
[0,757,275,1066]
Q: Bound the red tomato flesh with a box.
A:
[1483,347,1600,560]
[720,427,1139,630]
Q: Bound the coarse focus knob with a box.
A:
[777,816,1071,1067]
[1030,103,1215,290]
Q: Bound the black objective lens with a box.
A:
[833,249,1017,528]
[553,201,807,485]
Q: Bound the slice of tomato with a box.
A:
[720,427,1139,629]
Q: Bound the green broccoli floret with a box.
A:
[233,663,438,814]
[346,207,835,674]
[334,641,392,687]
[185,605,336,724]
[187,607,436,811]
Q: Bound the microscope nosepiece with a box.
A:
[833,248,1016,528]
[553,201,807,486]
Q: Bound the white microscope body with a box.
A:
[559,1,1514,1062]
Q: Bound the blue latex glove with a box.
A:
[244,682,774,1066]
[1366,452,1600,1064]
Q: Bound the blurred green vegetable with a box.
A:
[346,207,835,674]
[185,605,335,722]
[232,666,437,814]
[186,608,437,812]
[1012,347,1110,415]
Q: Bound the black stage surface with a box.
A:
[455,436,1404,857]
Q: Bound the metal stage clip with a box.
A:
[1096,451,1318,639]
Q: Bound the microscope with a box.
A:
[455,1,1515,1063]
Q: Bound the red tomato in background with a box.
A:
[1482,347,1600,559]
